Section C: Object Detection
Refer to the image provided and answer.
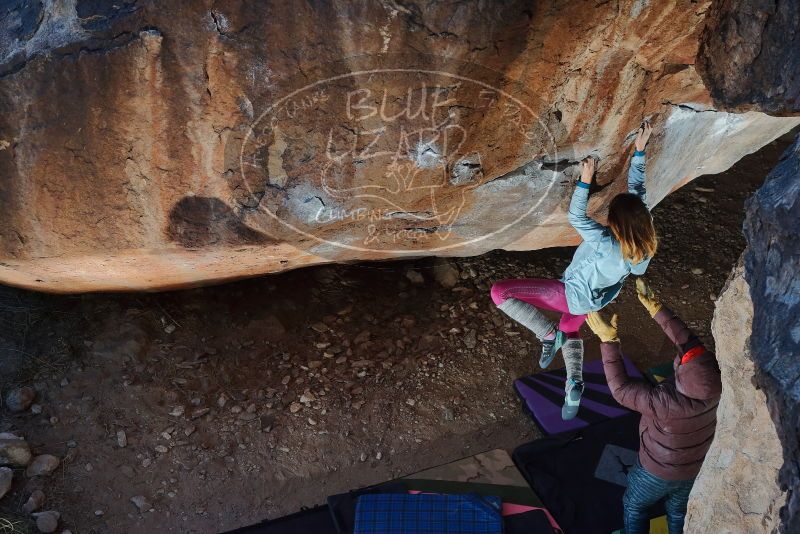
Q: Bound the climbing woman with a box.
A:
[490,120,656,420]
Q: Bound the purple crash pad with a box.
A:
[513,357,642,436]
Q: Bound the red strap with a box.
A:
[681,346,706,365]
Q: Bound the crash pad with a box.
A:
[354,493,503,534]
[512,414,664,534]
[403,449,561,533]
[328,482,408,533]
[246,449,563,534]
[504,509,560,534]
[514,356,642,435]
[403,479,542,508]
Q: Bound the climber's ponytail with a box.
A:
[607,193,657,264]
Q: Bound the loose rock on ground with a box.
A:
[26,455,60,477]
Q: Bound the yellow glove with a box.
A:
[635,278,663,317]
[586,312,619,343]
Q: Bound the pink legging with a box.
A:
[490,278,587,338]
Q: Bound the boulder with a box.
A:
[695,4,800,527]
[698,0,800,114]
[0,0,798,292]
[744,134,800,531]
[685,263,785,532]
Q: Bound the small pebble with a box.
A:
[131,495,152,512]
[23,489,46,513]
[5,386,36,412]
[405,270,424,285]
[33,511,60,533]
[0,467,12,500]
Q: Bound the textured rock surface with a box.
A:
[698,0,800,114]
[25,454,60,477]
[0,0,798,291]
[744,135,800,532]
[697,3,800,527]
[23,489,46,513]
[32,510,60,534]
[0,431,31,467]
[4,385,36,412]
[686,262,785,533]
[0,466,12,500]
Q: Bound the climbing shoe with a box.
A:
[538,329,566,369]
[561,378,585,420]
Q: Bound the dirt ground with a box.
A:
[0,131,795,533]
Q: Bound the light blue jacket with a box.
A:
[561,150,651,315]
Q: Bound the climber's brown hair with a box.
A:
[607,193,657,264]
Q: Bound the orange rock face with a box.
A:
[0,0,797,292]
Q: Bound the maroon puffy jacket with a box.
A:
[600,306,722,481]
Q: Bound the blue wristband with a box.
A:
[576,181,591,189]
[633,150,646,157]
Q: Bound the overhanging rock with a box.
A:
[0,0,798,291]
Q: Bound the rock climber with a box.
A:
[490,120,657,419]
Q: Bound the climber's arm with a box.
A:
[628,121,652,207]
[636,279,703,351]
[601,340,665,418]
[568,157,606,242]
[586,311,666,418]
[653,306,708,356]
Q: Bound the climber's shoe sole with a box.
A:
[561,379,584,420]
[539,330,566,369]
